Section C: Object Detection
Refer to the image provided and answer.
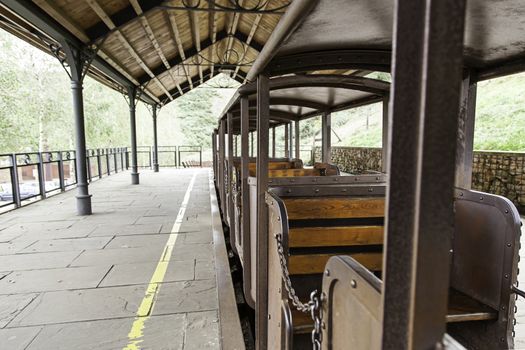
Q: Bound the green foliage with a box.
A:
[329,73,525,151]
[175,88,220,148]
[0,30,238,156]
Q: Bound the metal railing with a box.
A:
[0,145,204,212]
[177,145,203,167]
[0,148,128,212]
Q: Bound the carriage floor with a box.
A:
[0,168,243,350]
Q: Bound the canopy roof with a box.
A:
[219,74,390,133]
[0,0,290,105]
[249,0,525,80]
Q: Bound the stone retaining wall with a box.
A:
[314,146,525,213]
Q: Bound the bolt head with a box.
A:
[351,279,357,288]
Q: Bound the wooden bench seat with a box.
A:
[266,189,387,348]
[289,252,383,275]
[291,288,498,334]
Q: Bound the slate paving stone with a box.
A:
[0,326,42,350]
[0,265,112,294]
[25,314,185,350]
[20,237,113,253]
[183,232,213,244]
[195,260,216,280]
[0,293,38,327]
[89,223,162,237]
[99,260,194,287]
[169,243,213,261]
[0,169,221,349]
[0,251,81,271]
[0,238,37,255]
[183,311,220,350]
[70,247,163,267]
[9,285,147,327]
[152,279,218,315]
[103,234,167,249]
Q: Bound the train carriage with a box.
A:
[213,0,525,349]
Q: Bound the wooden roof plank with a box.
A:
[85,0,172,100]
[233,3,267,81]
[85,0,164,41]
[167,10,193,89]
[129,0,181,99]
[208,0,217,78]
[188,8,203,83]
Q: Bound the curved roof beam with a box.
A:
[239,74,390,96]
[137,31,261,85]
[230,97,329,111]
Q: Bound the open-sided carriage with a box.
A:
[213,0,525,349]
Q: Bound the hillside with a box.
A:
[318,73,525,151]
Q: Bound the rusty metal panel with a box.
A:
[266,192,289,350]
[227,112,237,254]
[449,188,522,349]
[322,256,382,350]
[255,74,270,350]
[382,0,467,348]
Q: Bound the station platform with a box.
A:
[0,167,524,350]
[0,169,243,350]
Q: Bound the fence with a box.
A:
[0,145,204,213]
[0,148,128,212]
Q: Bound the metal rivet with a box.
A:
[505,274,509,279]
[287,189,292,193]
[315,189,320,193]
[507,243,512,247]
[325,269,330,277]
[268,314,271,320]
[505,209,509,214]
[500,337,505,342]
[502,305,506,310]
[322,321,326,329]
[351,279,357,288]
[480,196,484,200]
[459,192,464,196]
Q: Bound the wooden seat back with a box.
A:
[265,185,386,349]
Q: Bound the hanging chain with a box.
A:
[274,232,323,349]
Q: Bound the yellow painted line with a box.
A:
[124,172,197,350]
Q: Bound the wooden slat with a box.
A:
[166,11,192,89]
[446,289,497,323]
[291,289,497,335]
[292,309,312,334]
[284,197,385,220]
[84,0,172,99]
[289,226,384,248]
[246,162,295,171]
[253,168,320,177]
[289,253,383,275]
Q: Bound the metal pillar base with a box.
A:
[131,172,140,184]
[153,164,159,172]
[75,194,92,215]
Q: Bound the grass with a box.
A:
[327,72,525,151]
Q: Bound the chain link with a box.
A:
[274,232,323,349]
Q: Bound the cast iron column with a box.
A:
[382,96,389,173]
[294,121,300,159]
[152,104,160,172]
[284,123,289,158]
[321,112,331,163]
[61,40,92,215]
[255,74,270,350]
[127,86,140,184]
